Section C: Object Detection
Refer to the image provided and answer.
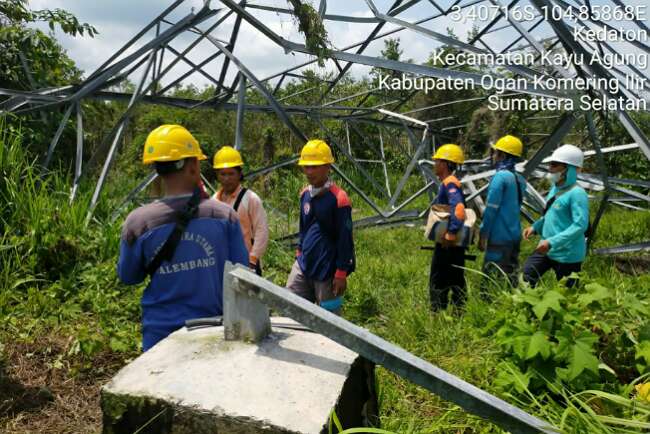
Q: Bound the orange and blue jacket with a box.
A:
[297,182,355,281]
[434,175,466,238]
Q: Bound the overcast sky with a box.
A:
[29,0,649,93]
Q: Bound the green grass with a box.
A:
[2,122,650,433]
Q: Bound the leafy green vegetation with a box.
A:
[2,3,650,431]
[3,120,650,432]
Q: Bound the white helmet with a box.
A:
[543,144,584,168]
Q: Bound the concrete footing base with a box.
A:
[101,317,377,434]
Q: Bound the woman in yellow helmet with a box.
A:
[429,144,467,311]
[213,146,269,275]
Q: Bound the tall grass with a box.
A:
[336,216,650,433]
[0,120,140,358]
[2,120,650,432]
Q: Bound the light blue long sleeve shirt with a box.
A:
[532,166,590,263]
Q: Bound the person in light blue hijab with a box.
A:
[522,145,589,288]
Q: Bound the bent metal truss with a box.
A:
[1,0,649,255]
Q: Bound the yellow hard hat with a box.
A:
[492,135,523,157]
[298,139,335,166]
[142,124,207,165]
[213,146,244,169]
[432,144,465,164]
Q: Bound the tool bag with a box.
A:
[424,204,477,247]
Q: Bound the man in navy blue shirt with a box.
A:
[286,139,355,314]
[118,125,248,351]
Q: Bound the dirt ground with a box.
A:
[0,335,125,434]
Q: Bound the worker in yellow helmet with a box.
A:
[286,139,355,315]
[429,144,467,311]
[213,146,269,275]
[478,135,526,289]
[117,125,248,351]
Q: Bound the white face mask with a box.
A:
[546,171,563,184]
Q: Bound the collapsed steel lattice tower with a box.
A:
[2,0,649,254]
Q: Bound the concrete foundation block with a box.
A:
[223,263,271,343]
[101,317,377,434]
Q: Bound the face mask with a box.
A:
[546,171,563,184]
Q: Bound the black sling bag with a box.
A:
[144,186,202,276]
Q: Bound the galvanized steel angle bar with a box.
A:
[226,266,556,434]
[85,0,186,82]
[242,3,381,23]
[86,50,158,223]
[548,0,650,54]
[364,0,545,81]
[522,112,578,178]
[593,242,650,255]
[314,49,566,99]
[245,156,300,181]
[334,162,437,218]
[205,34,308,143]
[610,0,649,34]
[584,112,611,247]
[215,1,247,95]
[152,10,233,94]
[214,0,490,101]
[529,0,650,162]
[110,172,159,222]
[311,117,389,198]
[315,0,408,104]
[234,75,247,150]
[468,0,520,44]
[43,104,74,169]
[388,129,429,208]
[70,102,84,203]
[158,52,223,95]
[15,9,216,116]
[164,46,222,87]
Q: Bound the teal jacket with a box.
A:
[532,166,589,263]
[480,159,526,244]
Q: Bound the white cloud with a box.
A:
[25,0,649,93]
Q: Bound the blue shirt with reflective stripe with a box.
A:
[480,163,526,244]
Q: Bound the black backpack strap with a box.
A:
[145,186,202,276]
[543,184,578,216]
[232,187,248,212]
[543,196,558,215]
[507,169,523,206]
